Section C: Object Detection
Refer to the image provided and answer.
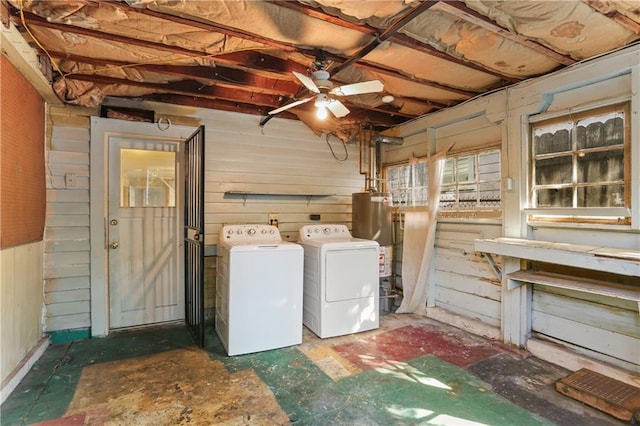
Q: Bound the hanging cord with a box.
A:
[18,0,64,77]
[325,132,348,162]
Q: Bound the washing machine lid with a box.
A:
[298,224,379,248]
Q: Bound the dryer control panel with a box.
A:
[220,224,281,243]
[299,224,352,242]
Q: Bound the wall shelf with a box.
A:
[223,191,334,206]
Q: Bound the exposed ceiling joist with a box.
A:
[60,73,285,108]
[51,52,300,96]
[583,0,640,35]
[434,1,576,66]
[268,0,522,84]
[7,0,639,137]
[20,11,308,75]
[27,3,472,101]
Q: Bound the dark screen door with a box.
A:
[184,125,205,347]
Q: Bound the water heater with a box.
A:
[352,191,393,277]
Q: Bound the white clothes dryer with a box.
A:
[298,224,379,338]
[216,224,303,356]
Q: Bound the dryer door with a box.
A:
[325,247,379,301]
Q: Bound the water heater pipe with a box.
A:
[358,131,404,192]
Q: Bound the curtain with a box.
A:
[396,152,446,314]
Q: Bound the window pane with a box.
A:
[479,181,501,208]
[412,187,427,206]
[576,113,624,150]
[536,187,573,208]
[439,185,456,209]
[121,149,176,207]
[577,150,624,183]
[577,185,625,207]
[533,123,571,155]
[442,158,455,185]
[535,155,572,185]
[458,183,477,208]
[414,162,428,188]
[457,155,476,183]
[478,150,500,181]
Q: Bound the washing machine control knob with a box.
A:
[248,228,256,235]
[323,227,331,234]
[269,229,275,234]
[261,229,267,234]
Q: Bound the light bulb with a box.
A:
[316,105,328,120]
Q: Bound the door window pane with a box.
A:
[120,149,176,207]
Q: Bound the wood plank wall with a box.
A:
[43,103,365,332]
[386,111,504,330]
[388,47,639,372]
[197,110,364,245]
[44,106,93,332]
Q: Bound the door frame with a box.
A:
[90,117,196,337]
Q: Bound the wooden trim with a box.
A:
[475,237,640,277]
[507,270,640,303]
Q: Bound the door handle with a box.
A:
[110,242,119,249]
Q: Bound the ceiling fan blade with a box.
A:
[331,80,384,96]
[326,99,350,118]
[293,71,320,94]
[268,97,313,115]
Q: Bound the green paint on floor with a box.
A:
[2,317,618,425]
[2,324,195,425]
[206,331,552,425]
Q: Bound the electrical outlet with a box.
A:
[65,173,76,187]
[268,213,279,227]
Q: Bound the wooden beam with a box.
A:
[61,74,285,108]
[330,1,439,75]
[49,51,301,96]
[435,1,575,66]
[135,0,483,97]
[269,0,521,84]
[141,93,294,119]
[583,0,640,35]
[19,11,307,75]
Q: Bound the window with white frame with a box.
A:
[529,103,630,223]
[384,148,501,213]
[386,159,428,207]
[439,149,501,211]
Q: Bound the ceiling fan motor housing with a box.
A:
[312,70,333,91]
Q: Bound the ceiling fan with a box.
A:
[268,65,384,120]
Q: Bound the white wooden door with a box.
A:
[108,136,183,328]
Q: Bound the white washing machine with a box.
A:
[216,224,303,356]
[298,224,379,338]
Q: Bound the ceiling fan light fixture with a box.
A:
[314,93,329,107]
[316,105,328,120]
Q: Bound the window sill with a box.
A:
[524,207,630,217]
[527,220,637,233]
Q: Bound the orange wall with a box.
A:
[0,56,46,248]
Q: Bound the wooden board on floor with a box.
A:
[556,368,640,422]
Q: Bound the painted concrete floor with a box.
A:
[1,313,624,425]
